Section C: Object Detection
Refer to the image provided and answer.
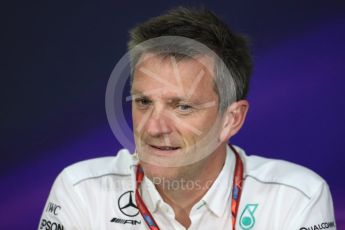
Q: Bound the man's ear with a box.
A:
[219,100,249,142]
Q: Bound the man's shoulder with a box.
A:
[59,149,135,186]
[235,146,327,199]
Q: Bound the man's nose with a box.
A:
[145,107,172,137]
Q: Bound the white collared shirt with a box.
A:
[139,145,235,230]
[38,146,336,230]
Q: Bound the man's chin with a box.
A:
[140,162,181,181]
[138,149,187,168]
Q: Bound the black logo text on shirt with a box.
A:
[300,221,336,230]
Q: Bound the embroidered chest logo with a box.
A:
[110,191,141,225]
[239,204,258,230]
[118,190,139,217]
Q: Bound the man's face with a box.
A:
[131,53,224,179]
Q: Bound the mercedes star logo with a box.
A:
[118,191,139,217]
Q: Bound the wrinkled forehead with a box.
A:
[133,52,216,84]
[131,53,218,102]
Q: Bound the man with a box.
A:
[39,7,336,230]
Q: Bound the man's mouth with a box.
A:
[149,145,180,151]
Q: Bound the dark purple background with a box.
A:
[1,0,345,228]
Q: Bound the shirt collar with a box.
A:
[128,152,162,213]
[139,145,236,217]
[200,145,235,217]
[141,175,162,213]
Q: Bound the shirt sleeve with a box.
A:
[38,169,89,230]
[287,182,337,230]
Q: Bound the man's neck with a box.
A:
[155,144,227,228]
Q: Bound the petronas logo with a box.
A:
[239,204,258,230]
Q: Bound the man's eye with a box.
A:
[177,104,193,113]
[135,98,151,107]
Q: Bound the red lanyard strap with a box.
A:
[135,166,160,230]
[229,144,244,230]
[135,144,244,230]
